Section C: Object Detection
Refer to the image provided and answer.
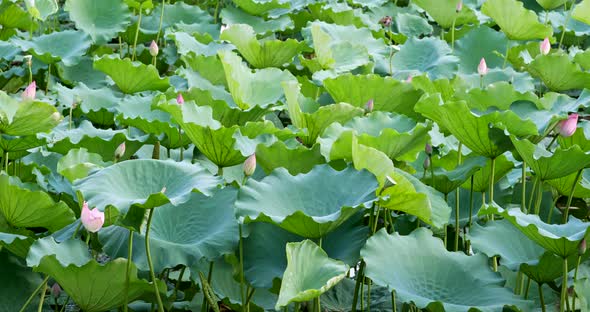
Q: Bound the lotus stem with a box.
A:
[18,275,50,312]
[119,37,124,58]
[524,277,531,299]
[366,280,371,312]
[132,9,143,61]
[173,265,185,301]
[573,255,582,312]
[502,40,510,68]
[563,169,583,223]
[201,261,215,311]
[214,0,221,24]
[371,205,381,234]
[455,143,462,252]
[155,0,165,44]
[451,18,457,52]
[4,151,8,172]
[534,180,544,216]
[37,279,48,312]
[538,282,546,312]
[391,290,397,312]
[559,0,575,50]
[351,261,365,312]
[560,258,568,312]
[239,224,247,311]
[27,61,32,84]
[45,64,51,93]
[546,135,558,151]
[489,157,496,222]
[521,162,527,213]
[528,177,539,213]
[145,209,165,312]
[429,155,434,189]
[58,296,69,312]
[465,176,475,253]
[360,276,365,311]
[548,196,560,224]
[123,229,134,312]
[178,126,183,161]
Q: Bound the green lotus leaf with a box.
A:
[536,0,567,9]
[218,50,296,109]
[177,67,236,105]
[481,0,552,40]
[307,2,371,32]
[573,0,590,25]
[415,94,538,158]
[220,24,306,68]
[141,2,214,36]
[527,53,590,92]
[74,159,221,213]
[283,80,364,146]
[180,54,227,87]
[423,154,487,195]
[454,26,509,73]
[319,111,431,162]
[100,188,238,272]
[275,240,348,309]
[233,0,289,16]
[575,49,590,70]
[546,170,590,198]
[511,136,590,180]
[93,55,170,94]
[0,232,33,258]
[54,83,119,126]
[322,74,423,118]
[39,120,148,161]
[470,219,544,271]
[391,13,433,42]
[412,0,478,29]
[362,228,532,311]
[220,6,293,35]
[55,57,109,89]
[0,251,44,312]
[392,37,459,80]
[236,164,378,238]
[57,148,109,183]
[0,174,74,232]
[457,68,535,93]
[64,0,131,44]
[480,206,590,257]
[243,212,367,289]
[520,251,587,284]
[11,30,91,65]
[255,141,326,175]
[167,32,229,57]
[27,237,162,312]
[25,0,57,21]
[0,41,19,61]
[0,136,46,156]
[575,277,590,311]
[461,154,515,193]
[0,92,61,136]
[321,277,395,311]
[0,3,36,31]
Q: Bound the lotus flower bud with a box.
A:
[379,16,392,27]
[22,81,36,100]
[51,283,61,298]
[405,75,413,83]
[114,142,126,159]
[477,58,488,76]
[557,113,578,137]
[365,99,374,113]
[23,55,32,67]
[243,154,256,176]
[176,93,184,105]
[423,157,430,170]
[81,202,105,233]
[149,40,159,57]
[51,112,61,122]
[540,38,550,55]
[579,239,587,256]
[425,143,433,155]
[456,0,463,12]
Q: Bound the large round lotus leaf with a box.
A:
[26,237,163,312]
[0,251,43,312]
[520,250,588,284]
[218,50,297,109]
[255,141,326,175]
[322,74,423,119]
[236,164,378,238]
[64,0,131,44]
[243,212,368,289]
[575,49,590,72]
[93,55,170,94]
[470,219,544,271]
[99,188,238,272]
[167,32,228,57]
[220,7,293,35]
[0,98,61,137]
[423,154,487,195]
[74,159,221,213]
[454,26,509,73]
[481,206,590,257]
[24,0,57,21]
[231,0,289,16]
[0,231,34,259]
[412,0,478,29]
[275,240,349,309]
[362,228,533,312]
[11,30,91,65]
[220,24,306,68]
[415,94,538,158]
[510,136,590,180]
[536,0,567,9]
[57,148,109,183]
[319,112,431,163]
[140,2,214,35]
[321,278,394,312]
[178,54,227,88]
[546,170,590,198]
[0,174,74,232]
[481,0,552,40]
[391,37,459,80]
[573,0,590,25]
[527,54,590,92]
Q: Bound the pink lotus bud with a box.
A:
[365,99,374,113]
[176,93,184,105]
[425,143,433,155]
[478,58,488,76]
[579,239,587,256]
[379,16,392,27]
[557,113,578,137]
[22,81,36,100]
[243,154,256,176]
[81,202,104,233]
[149,40,159,57]
[51,283,61,297]
[456,1,463,12]
[540,37,550,55]
[114,142,126,159]
[423,157,430,170]
[405,75,413,83]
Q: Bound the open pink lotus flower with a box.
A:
[22,81,36,100]
[81,201,105,233]
[557,113,578,137]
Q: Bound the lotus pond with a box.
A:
[3,0,590,311]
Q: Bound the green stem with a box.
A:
[371,205,381,234]
[58,296,69,312]
[37,280,48,312]
[173,266,186,300]
[178,126,184,161]
[145,209,165,312]
[534,179,544,216]
[123,229,134,312]
[239,224,247,311]
[391,290,397,312]
[132,10,143,61]
[521,162,527,213]
[546,135,558,152]
[560,258,568,312]
[360,276,365,312]
[489,157,496,204]
[548,196,560,224]
[502,40,510,68]
[28,62,32,84]
[429,155,435,189]
[155,0,165,44]
[119,36,124,58]
[454,143,462,252]
[214,0,221,24]
[19,276,50,312]
[201,261,215,310]
[45,64,51,93]
[559,0,575,50]
[366,280,371,312]
[524,277,531,299]
[573,255,581,312]
[563,169,583,223]
[539,283,546,312]
[528,177,539,213]
[451,18,457,52]
[351,262,365,312]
